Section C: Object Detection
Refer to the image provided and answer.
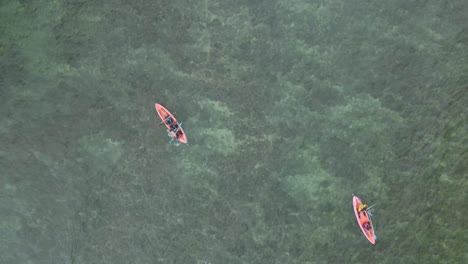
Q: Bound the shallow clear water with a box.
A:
[1,0,467,263]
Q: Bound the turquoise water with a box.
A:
[1,0,467,263]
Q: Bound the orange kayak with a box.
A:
[155,103,188,144]
[353,196,376,244]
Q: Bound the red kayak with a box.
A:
[154,103,188,144]
[353,196,376,244]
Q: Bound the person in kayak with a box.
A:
[357,204,368,216]
[170,123,179,132]
[167,125,183,144]
[357,204,368,213]
[362,221,372,231]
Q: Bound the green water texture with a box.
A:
[1,0,467,263]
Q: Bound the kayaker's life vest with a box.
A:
[357,204,367,212]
